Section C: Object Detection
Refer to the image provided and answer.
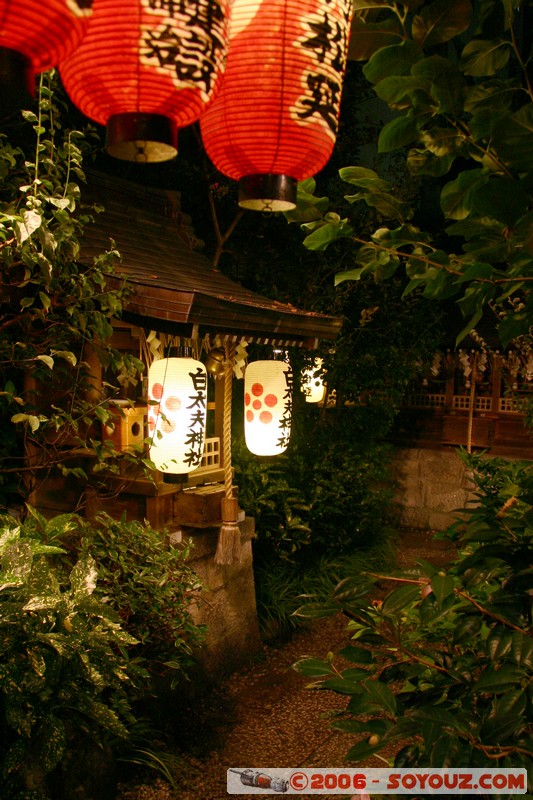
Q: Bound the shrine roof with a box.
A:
[79,172,342,347]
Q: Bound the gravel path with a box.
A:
[117,529,455,800]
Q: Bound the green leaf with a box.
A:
[455,308,483,346]
[345,738,384,762]
[374,75,427,107]
[492,103,533,170]
[338,645,375,665]
[381,583,421,614]
[23,594,61,611]
[331,575,375,602]
[455,261,494,284]
[292,657,333,677]
[430,573,455,605]
[469,176,530,226]
[460,39,512,76]
[302,218,354,251]
[363,41,424,84]
[378,115,420,153]
[348,15,404,61]
[15,208,42,244]
[70,555,98,597]
[474,664,524,692]
[339,166,391,192]
[284,179,330,223]
[440,169,488,220]
[412,0,472,48]
[36,354,54,369]
[293,601,339,618]
[510,631,533,668]
[321,674,368,693]
[332,718,390,736]
[409,706,466,731]
[364,679,397,716]
[335,267,365,286]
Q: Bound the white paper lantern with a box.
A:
[244,360,292,455]
[301,357,325,403]
[147,357,207,474]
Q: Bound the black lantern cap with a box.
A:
[238,174,297,212]
[106,113,178,163]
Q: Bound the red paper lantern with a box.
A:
[0,0,92,111]
[60,0,230,163]
[199,0,353,210]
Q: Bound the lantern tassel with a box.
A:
[215,342,242,565]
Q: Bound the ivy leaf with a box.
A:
[15,208,42,244]
[10,413,44,432]
[35,355,54,370]
[50,350,77,367]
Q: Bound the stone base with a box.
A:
[184,516,262,680]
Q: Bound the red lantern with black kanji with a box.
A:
[199,0,353,210]
[0,0,92,112]
[60,0,230,163]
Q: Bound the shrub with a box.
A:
[293,452,533,796]
[22,507,205,688]
[0,512,137,798]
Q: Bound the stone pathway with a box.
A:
[117,529,456,800]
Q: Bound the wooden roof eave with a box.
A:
[105,272,343,345]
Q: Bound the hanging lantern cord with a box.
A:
[215,341,242,565]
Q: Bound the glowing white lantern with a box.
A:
[301,357,325,403]
[244,360,292,456]
[147,357,207,474]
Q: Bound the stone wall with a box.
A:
[391,447,477,530]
